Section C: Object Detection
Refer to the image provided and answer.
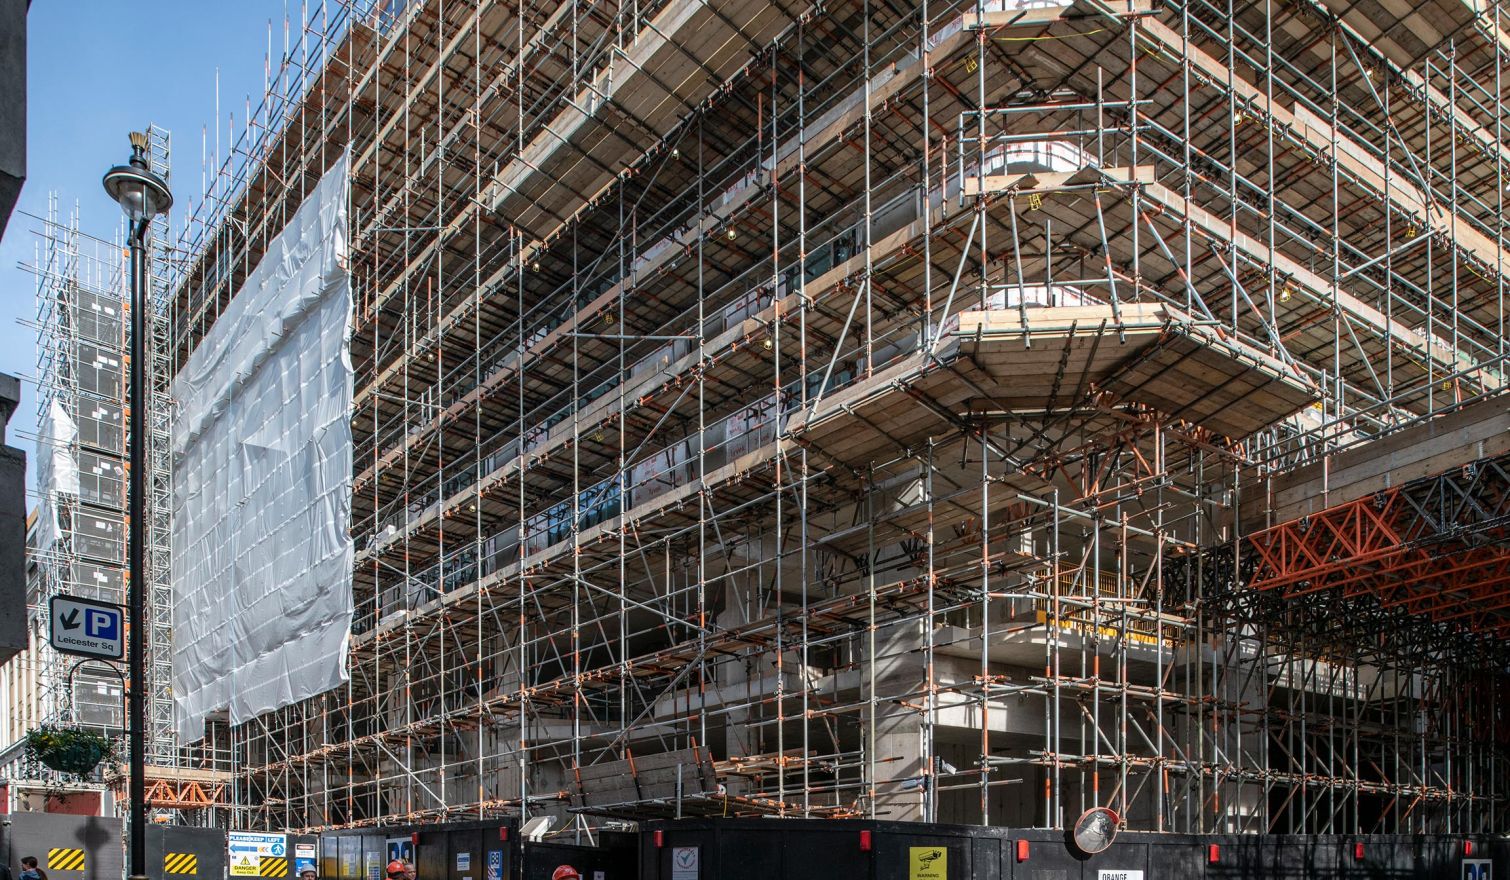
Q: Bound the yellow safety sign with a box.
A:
[908,846,947,880]
[165,853,200,875]
[48,849,86,872]
[260,856,290,878]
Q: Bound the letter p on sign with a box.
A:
[86,608,119,640]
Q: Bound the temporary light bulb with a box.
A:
[726,227,737,240]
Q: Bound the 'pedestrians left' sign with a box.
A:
[49,594,124,660]
[229,832,287,878]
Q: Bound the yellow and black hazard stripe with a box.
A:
[48,849,86,872]
[260,856,290,878]
[165,852,199,875]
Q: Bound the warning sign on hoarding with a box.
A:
[294,843,317,877]
[908,847,947,880]
[230,833,287,878]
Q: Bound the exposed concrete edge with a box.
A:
[1243,392,1510,531]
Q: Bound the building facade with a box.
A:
[168,0,1510,837]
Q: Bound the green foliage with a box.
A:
[22,724,115,782]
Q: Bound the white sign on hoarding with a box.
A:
[229,832,287,877]
[670,847,698,880]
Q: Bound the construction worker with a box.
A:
[299,868,317,880]
[385,860,413,880]
[550,867,579,880]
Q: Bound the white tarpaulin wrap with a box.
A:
[36,399,80,550]
[171,154,353,742]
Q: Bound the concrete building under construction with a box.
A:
[163,0,1510,839]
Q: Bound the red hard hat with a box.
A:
[386,862,408,876]
[551,867,580,880]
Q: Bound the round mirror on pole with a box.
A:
[1070,806,1121,855]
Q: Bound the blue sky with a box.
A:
[0,0,296,502]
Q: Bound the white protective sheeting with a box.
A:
[171,154,353,742]
[35,399,80,550]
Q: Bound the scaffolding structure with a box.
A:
[28,196,132,741]
[143,127,179,773]
[167,0,1510,838]
[16,128,239,823]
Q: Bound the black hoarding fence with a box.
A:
[639,818,1507,880]
[1,812,122,880]
[315,819,643,880]
[0,814,232,880]
[284,833,319,878]
[1206,834,1510,880]
[522,841,598,880]
[320,826,423,880]
[148,825,228,880]
[324,828,384,880]
[318,818,521,880]
[523,831,637,880]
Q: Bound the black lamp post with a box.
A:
[102,131,172,880]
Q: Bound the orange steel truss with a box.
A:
[141,778,229,810]
[1247,456,1510,636]
[106,765,235,811]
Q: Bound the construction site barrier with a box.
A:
[0,814,225,880]
[639,818,1508,880]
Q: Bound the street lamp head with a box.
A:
[103,131,173,222]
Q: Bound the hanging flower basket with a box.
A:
[23,725,116,781]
